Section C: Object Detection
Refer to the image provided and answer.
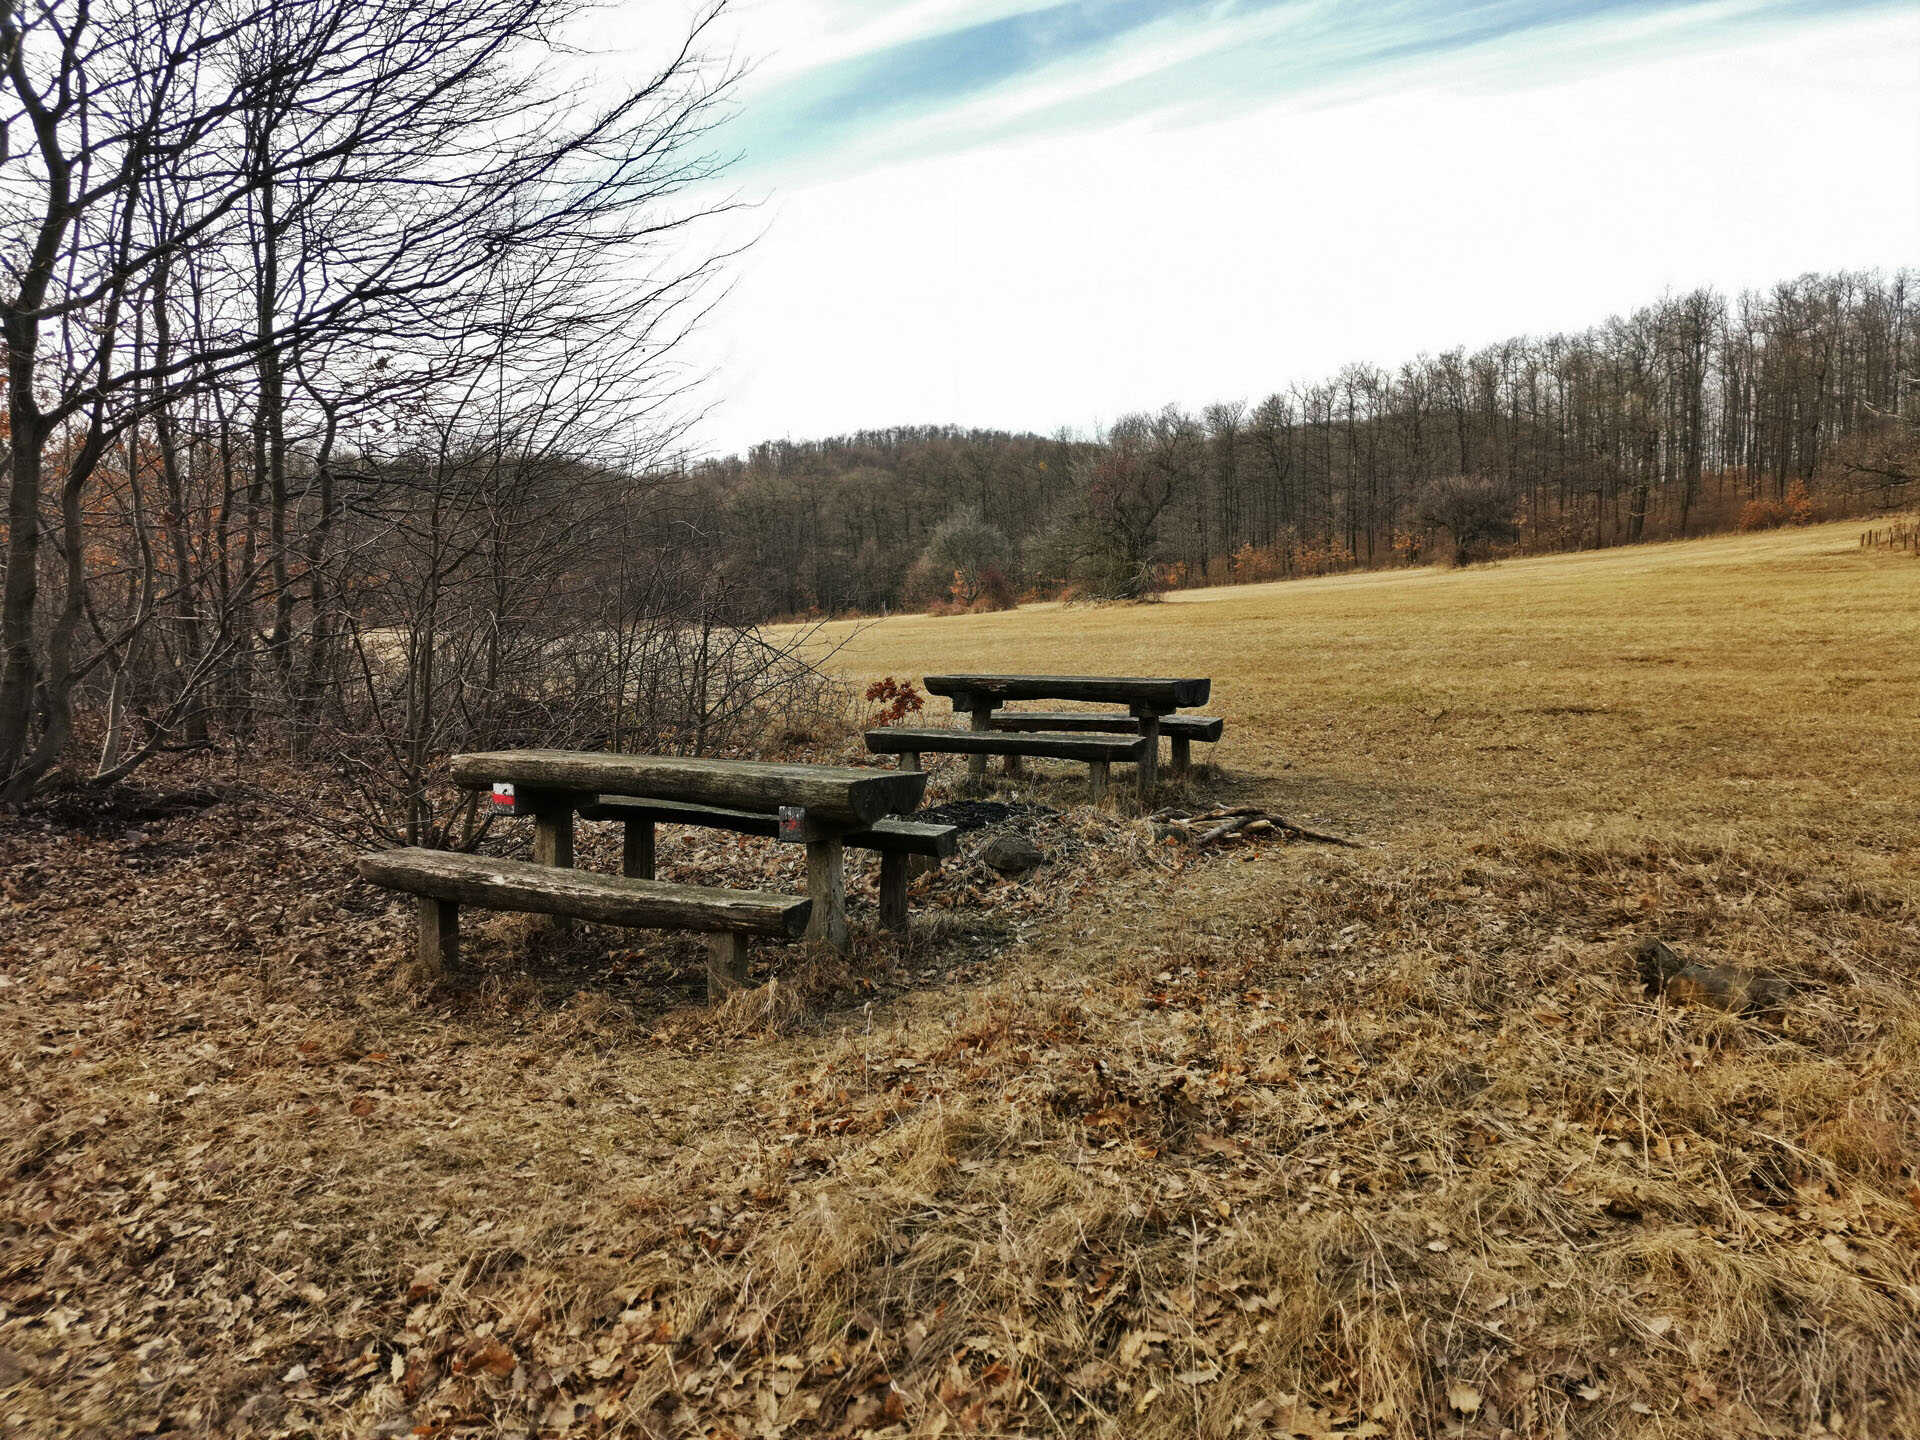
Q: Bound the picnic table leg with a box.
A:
[1136,712,1161,800]
[1088,759,1111,803]
[622,817,656,880]
[1170,734,1192,784]
[878,851,909,934]
[805,836,849,952]
[1004,751,1024,777]
[706,932,750,999]
[900,751,922,773]
[967,700,992,785]
[418,897,458,978]
[532,804,574,868]
[530,795,574,932]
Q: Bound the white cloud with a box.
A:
[883,10,1248,139]
[677,7,1919,455]
[725,0,1059,85]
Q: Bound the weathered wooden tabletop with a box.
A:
[923,674,1210,711]
[449,749,926,828]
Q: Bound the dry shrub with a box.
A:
[1736,483,1821,531]
[1294,537,1358,576]
[861,676,924,727]
[1784,479,1822,524]
[960,565,1018,612]
[1230,540,1285,582]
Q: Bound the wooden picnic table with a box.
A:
[921,674,1212,797]
[449,750,927,952]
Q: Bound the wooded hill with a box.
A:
[679,269,1917,618]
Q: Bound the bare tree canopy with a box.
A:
[0,0,743,803]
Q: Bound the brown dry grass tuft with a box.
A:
[3,522,1917,1438]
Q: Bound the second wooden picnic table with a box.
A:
[923,673,1211,798]
[450,750,928,952]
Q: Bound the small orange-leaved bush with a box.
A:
[864,676,924,727]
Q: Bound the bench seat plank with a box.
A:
[988,711,1224,742]
[864,728,1148,762]
[577,796,959,858]
[358,848,809,937]
[925,674,1209,709]
[849,818,962,858]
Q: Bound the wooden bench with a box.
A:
[449,750,928,954]
[577,796,959,933]
[987,711,1224,777]
[358,847,809,998]
[921,674,1213,799]
[863,728,1147,802]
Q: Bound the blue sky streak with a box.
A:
[729,0,1899,176]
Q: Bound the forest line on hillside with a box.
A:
[675,268,1916,617]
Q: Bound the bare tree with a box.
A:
[1417,475,1520,566]
[0,0,740,803]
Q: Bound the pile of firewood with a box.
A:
[1149,805,1358,849]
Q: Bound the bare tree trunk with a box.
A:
[1,408,49,802]
[151,289,209,744]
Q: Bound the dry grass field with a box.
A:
[4,520,1918,1439]
[810,521,1919,864]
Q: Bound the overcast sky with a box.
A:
[645,0,1918,457]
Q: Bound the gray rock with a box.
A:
[981,835,1044,877]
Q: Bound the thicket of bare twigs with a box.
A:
[0,0,760,813]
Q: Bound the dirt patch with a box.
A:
[914,799,1058,830]
[21,779,236,832]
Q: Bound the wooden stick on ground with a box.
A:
[1195,814,1253,846]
